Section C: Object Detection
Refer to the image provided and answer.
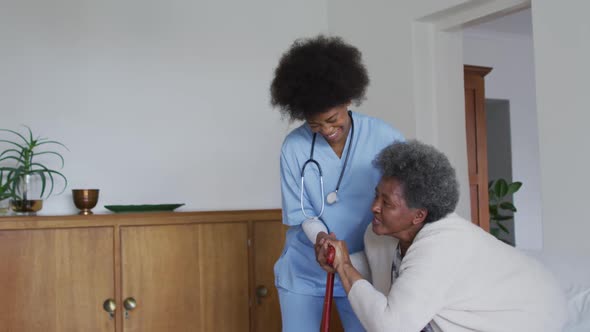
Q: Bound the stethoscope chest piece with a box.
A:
[326,191,338,205]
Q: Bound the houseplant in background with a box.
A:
[0,169,16,214]
[0,126,68,214]
[488,178,522,244]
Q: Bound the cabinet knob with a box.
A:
[123,297,137,311]
[256,285,268,298]
[103,299,116,313]
[256,285,268,304]
[103,299,116,319]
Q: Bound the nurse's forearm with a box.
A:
[336,262,364,293]
[302,217,328,244]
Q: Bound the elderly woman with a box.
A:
[316,140,566,332]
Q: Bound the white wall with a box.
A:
[532,0,590,252]
[0,0,327,215]
[0,0,476,218]
[463,20,543,249]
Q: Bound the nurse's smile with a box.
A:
[323,128,342,142]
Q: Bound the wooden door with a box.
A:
[464,65,492,231]
[0,227,115,332]
[121,222,250,332]
[251,220,343,332]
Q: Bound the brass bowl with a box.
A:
[72,189,99,215]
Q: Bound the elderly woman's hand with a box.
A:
[315,232,337,272]
[316,234,364,294]
[315,233,352,273]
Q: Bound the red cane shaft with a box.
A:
[320,272,335,331]
[320,245,336,332]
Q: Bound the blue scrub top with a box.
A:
[275,111,404,297]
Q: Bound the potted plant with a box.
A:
[488,178,522,244]
[0,126,68,214]
[0,169,15,214]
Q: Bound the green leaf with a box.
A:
[494,179,509,198]
[500,202,517,212]
[0,139,26,150]
[32,151,66,168]
[496,221,510,234]
[488,189,497,201]
[37,140,69,151]
[0,154,26,164]
[489,205,498,215]
[493,215,513,221]
[0,128,28,145]
[490,228,500,237]
[507,182,522,195]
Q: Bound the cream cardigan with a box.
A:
[348,213,566,332]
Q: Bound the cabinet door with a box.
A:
[0,227,115,332]
[121,222,250,332]
[251,220,287,332]
[251,221,344,332]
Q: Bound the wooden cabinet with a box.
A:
[0,210,285,332]
[120,223,250,332]
[0,227,114,332]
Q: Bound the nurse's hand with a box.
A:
[315,231,333,248]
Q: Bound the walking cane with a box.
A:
[320,244,336,332]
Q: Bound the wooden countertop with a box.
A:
[0,209,282,230]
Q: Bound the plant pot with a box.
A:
[0,198,9,215]
[11,174,44,215]
[10,199,43,214]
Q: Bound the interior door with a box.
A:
[121,222,250,332]
[464,65,492,231]
[0,227,115,332]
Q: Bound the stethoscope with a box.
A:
[300,111,354,219]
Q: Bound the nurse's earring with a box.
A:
[326,191,338,205]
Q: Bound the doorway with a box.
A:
[462,7,542,248]
[486,99,515,245]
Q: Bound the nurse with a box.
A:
[270,35,404,331]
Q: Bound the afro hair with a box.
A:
[270,35,369,121]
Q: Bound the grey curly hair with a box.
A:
[373,140,459,223]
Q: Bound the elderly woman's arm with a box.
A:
[337,263,364,292]
[321,230,465,332]
[357,232,466,332]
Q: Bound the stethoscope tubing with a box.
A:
[300,159,325,220]
[299,111,354,220]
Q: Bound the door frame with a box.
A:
[464,65,492,230]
